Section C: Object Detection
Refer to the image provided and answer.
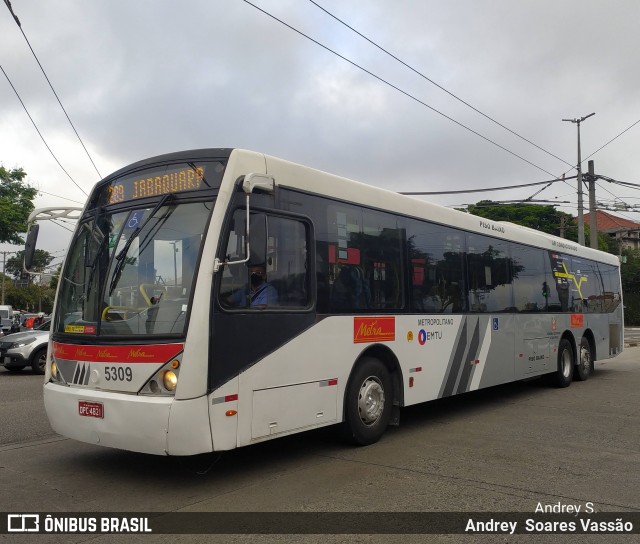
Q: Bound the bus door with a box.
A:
[210,209,317,445]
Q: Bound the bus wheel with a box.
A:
[574,337,592,381]
[343,358,392,446]
[552,338,574,388]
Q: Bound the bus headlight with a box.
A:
[162,370,178,391]
[139,358,182,396]
[49,358,67,385]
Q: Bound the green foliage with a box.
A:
[6,249,54,278]
[3,277,55,313]
[465,201,575,238]
[0,166,38,245]
[621,249,640,326]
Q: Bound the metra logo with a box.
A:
[128,349,154,359]
[54,346,70,357]
[75,348,90,359]
[97,349,117,359]
[353,317,395,344]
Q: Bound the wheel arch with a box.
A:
[581,328,596,361]
[559,330,577,358]
[28,344,48,365]
[345,344,404,422]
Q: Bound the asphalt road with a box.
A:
[0,345,638,543]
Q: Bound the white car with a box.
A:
[0,319,50,375]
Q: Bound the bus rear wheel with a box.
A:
[551,338,574,388]
[574,337,592,381]
[342,357,392,446]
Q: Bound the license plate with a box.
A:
[78,401,103,419]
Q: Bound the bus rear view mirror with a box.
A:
[24,223,40,272]
[214,174,275,273]
[248,214,266,266]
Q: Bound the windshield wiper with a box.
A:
[108,194,174,296]
[85,210,111,298]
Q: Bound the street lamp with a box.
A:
[562,112,595,246]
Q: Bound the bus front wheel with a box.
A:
[342,357,392,446]
[552,338,574,388]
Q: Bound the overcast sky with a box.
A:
[2,0,640,264]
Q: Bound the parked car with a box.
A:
[0,319,50,374]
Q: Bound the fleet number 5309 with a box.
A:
[104,366,133,382]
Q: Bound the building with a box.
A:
[583,210,640,251]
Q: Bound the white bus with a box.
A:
[26,149,623,456]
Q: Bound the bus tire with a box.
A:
[552,338,574,388]
[574,337,592,381]
[342,357,392,446]
[30,347,47,375]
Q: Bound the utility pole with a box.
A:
[588,160,598,249]
[1,251,17,305]
[562,112,595,246]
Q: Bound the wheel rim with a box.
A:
[561,348,572,378]
[37,351,47,372]
[580,343,591,372]
[357,376,385,426]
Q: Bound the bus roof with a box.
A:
[254,150,620,267]
[92,147,619,268]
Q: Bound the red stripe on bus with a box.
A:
[52,342,184,363]
[225,394,238,402]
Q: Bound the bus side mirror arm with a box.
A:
[24,206,83,273]
[213,174,274,274]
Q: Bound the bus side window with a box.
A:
[219,211,311,310]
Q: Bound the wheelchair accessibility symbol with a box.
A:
[492,317,499,331]
[127,211,144,229]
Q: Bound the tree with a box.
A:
[464,201,575,239]
[6,249,54,278]
[0,166,38,244]
[465,201,618,253]
[621,249,640,326]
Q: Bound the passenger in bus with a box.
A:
[331,265,371,310]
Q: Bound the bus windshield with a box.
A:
[55,200,212,337]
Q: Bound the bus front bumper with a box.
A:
[44,383,173,455]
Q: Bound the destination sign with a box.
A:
[108,165,205,204]
[90,161,226,208]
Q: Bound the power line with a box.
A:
[398,175,575,196]
[583,118,640,164]
[1,64,88,197]
[3,0,102,180]
[308,0,574,170]
[242,0,561,178]
[36,188,85,206]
